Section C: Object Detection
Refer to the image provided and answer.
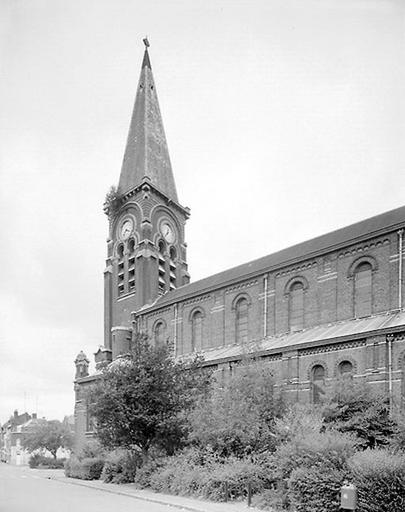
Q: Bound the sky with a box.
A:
[0,0,404,423]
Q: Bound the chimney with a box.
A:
[14,410,18,419]
[32,413,37,420]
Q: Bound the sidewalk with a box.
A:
[34,468,262,512]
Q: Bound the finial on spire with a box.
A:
[143,37,150,48]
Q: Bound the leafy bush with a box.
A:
[273,430,356,482]
[64,455,104,480]
[77,439,105,459]
[200,458,267,501]
[64,456,82,478]
[348,449,405,512]
[101,449,140,484]
[273,404,323,443]
[29,453,65,468]
[322,380,396,449]
[389,409,405,453]
[148,448,268,501]
[134,455,167,488]
[252,488,289,511]
[29,453,46,468]
[288,466,347,512]
[43,457,65,469]
[189,359,284,457]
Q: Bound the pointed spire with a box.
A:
[118,40,178,202]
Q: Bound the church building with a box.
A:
[74,42,405,448]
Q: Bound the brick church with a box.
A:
[74,42,405,448]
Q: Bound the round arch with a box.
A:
[284,275,309,296]
[347,255,378,278]
[231,293,252,311]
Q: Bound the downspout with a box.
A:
[263,274,268,338]
[388,230,404,413]
[174,303,178,356]
[387,334,393,414]
[398,229,404,310]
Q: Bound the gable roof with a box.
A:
[137,204,405,314]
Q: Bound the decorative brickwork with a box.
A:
[73,44,405,450]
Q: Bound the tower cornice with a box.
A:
[120,177,190,219]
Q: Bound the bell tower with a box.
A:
[103,40,190,358]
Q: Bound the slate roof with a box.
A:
[118,46,178,202]
[137,204,405,314]
[179,310,405,365]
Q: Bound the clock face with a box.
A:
[120,219,133,240]
[161,221,175,243]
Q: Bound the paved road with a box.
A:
[0,463,182,512]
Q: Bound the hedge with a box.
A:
[348,449,405,512]
[101,449,140,484]
[64,456,104,480]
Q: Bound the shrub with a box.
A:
[273,404,323,443]
[273,430,356,482]
[134,455,167,488]
[288,466,347,512]
[29,453,65,469]
[77,439,105,459]
[81,457,105,480]
[348,449,405,512]
[64,456,83,478]
[189,360,284,457]
[252,488,289,511]
[29,453,45,468]
[322,380,396,449]
[43,457,65,469]
[101,449,140,484]
[148,448,268,501]
[200,458,267,501]
[64,455,104,480]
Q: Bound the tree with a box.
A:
[88,334,211,459]
[322,379,396,449]
[188,359,285,457]
[23,420,73,459]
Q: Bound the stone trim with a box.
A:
[299,339,366,356]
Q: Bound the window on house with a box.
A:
[289,281,304,332]
[235,297,249,344]
[354,262,372,318]
[311,364,325,404]
[191,310,203,352]
[154,321,165,346]
[338,360,353,379]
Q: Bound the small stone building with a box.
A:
[74,43,405,449]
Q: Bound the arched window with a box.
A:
[338,360,353,379]
[191,310,203,352]
[235,297,249,344]
[289,281,304,332]
[354,262,372,318]
[311,364,325,404]
[154,321,165,346]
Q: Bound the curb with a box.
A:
[43,473,233,512]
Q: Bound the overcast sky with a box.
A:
[0,0,404,423]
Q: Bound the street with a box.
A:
[0,463,182,512]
